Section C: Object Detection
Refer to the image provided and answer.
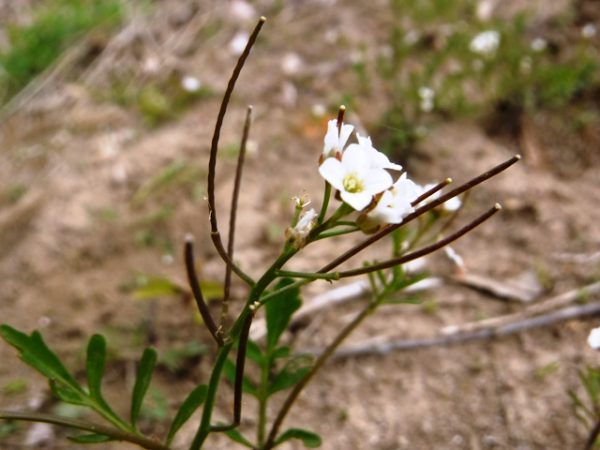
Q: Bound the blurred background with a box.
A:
[0,1,599,448]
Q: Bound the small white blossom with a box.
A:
[181,76,201,92]
[366,173,418,224]
[582,23,597,39]
[323,119,354,159]
[531,37,547,52]
[229,32,249,55]
[286,208,317,248]
[419,183,462,211]
[469,30,500,55]
[356,133,403,171]
[319,144,393,211]
[419,86,436,113]
[588,327,600,349]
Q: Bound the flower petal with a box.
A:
[341,191,373,211]
[318,158,345,191]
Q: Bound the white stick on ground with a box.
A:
[311,300,600,359]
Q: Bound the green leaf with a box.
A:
[223,359,257,397]
[0,325,83,393]
[265,279,302,352]
[271,346,291,360]
[269,354,313,395]
[68,433,113,443]
[166,384,208,446]
[245,339,264,365]
[131,348,157,427]
[224,428,254,448]
[50,381,88,406]
[86,335,107,401]
[274,428,322,448]
[132,276,185,300]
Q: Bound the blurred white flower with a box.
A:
[229,0,256,22]
[323,119,354,159]
[229,31,249,55]
[366,173,418,224]
[531,37,547,52]
[404,30,420,46]
[588,327,600,349]
[181,75,201,92]
[281,52,303,76]
[319,144,393,211]
[356,133,403,171]
[419,86,436,112]
[582,23,597,39]
[311,103,326,117]
[469,30,500,55]
[420,183,462,211]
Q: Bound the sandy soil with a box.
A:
[0,1,599,449]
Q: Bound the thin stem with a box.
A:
[185,237,224,347]
[584,417,600,450]
[221,106,253,330]
[411,177,452,207]
[189,341,235,450]
[275,270,340,281]
[313,226,360,240]
[0,411,169,450]
[317,181,331,225]
[233,312,254,425]
[318,155,520,273]
[336,204,501,279]
[207,17,265,287]
[263,301,376,449]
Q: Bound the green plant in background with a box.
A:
[376,0,599,158]
[0,0,123,103]
[0,18,520,449]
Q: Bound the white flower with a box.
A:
[323,119,354,159]
[286,208,318,248]
[469,30,500,55]
[181,76,201,92]
[367,173,418,224]
[229,32,249,55]
[531,37,547,52]
[419,183,462,211]
[582,23,597,39]
[419,86,436,113]
[588,327,600,349]
[356,133,403,171]
[319,144,393,211]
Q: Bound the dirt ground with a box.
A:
[1,1,600,449]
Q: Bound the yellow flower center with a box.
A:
[342,172,364,193]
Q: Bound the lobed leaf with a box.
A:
[274,428,322,448]
[0,325,83,393]
[130,348,157,428]
[166,384,208,446]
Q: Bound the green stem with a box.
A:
[263,301,377,450]
[317,181,331,225]
[0,411,169,450]
[257,354,270,446]
[189,341,235,450]
[189,247,298,448]
[313,227,359,240]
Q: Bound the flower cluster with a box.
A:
[318,117,423,229]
